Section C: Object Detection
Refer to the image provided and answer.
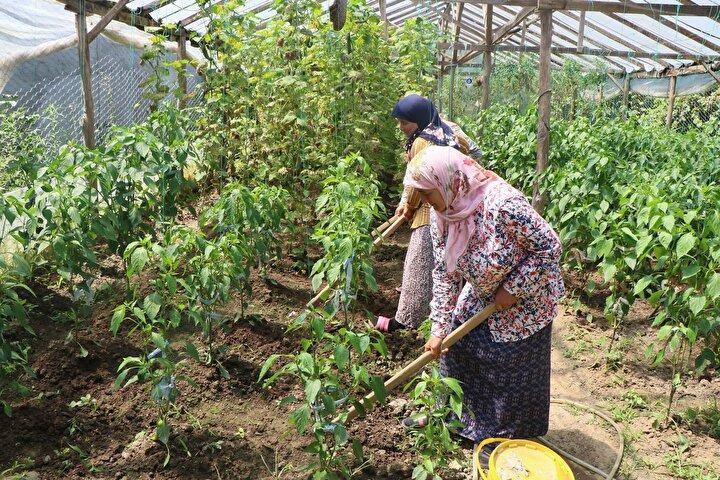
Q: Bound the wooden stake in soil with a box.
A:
[344,304,497,423]
[75,1,96,149]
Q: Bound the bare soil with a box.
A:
[1,226,718,480]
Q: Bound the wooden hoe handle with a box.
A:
[370,214,400,237]
[307,215,406,308]
[372,215,405,247]
[345,303,497,423]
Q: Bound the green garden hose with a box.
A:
[538,398,625,480]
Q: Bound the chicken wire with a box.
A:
[1,54,203,153]
[438,59,720,132]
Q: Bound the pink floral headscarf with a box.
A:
[404,145,499,273]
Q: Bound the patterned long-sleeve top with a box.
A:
[429,180,565,342]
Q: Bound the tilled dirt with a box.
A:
[1,226,718,479]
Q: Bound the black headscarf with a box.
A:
[392,94,459,152]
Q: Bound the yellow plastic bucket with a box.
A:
[474,438,575,480]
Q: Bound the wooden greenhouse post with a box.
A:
[379,0,388,38]
[532,7,552,213]
[177,32,188,109]
[449,64,457,119]
[75,0,96,149]
[66,0,129,149]
[666,75,677,128]
[576,11,586,52]
[622,74,630,119]
[482,4,493,110]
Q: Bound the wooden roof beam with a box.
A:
[494,6,624,69]
[60,0,161,29]
[449,0,720,18]
[453,6,536,66]
[605,12,704,59]
[559,10,671,69]
[440,42,720,61]
[453,6,620,71]
[86,0,131,42]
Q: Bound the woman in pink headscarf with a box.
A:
[404,145,565,443]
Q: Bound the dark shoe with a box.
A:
[474,443,496,471]
[402,413,428,430]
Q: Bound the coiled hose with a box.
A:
[472,397,624,480]
[538,398,624,480]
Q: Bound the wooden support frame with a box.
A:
[86,0,130,42]
[666,75,677,128]
[558,10,668,69]
[509,8,628,70]
[75,0,96,149]
[654,16,720,53]
[438,42,720,62]
[450,0,720,18]
[452,3,466,64]
[605,12,700,60]
[61,0,160,30]
[454,6,535,67]
[482,4,493,109]
[532,8,552,213]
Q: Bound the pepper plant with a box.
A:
[260,307,388,479]
[404,368,465,480]
[310,154,385,308]
[0,253,33,416]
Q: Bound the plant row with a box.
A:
[467,105,720,417]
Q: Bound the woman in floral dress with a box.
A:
[376,94,481,332]
[404,145,565,442]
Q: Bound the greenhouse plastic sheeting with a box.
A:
[601,70,720,99]
[0,0,203,90]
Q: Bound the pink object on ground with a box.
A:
[376,316,392,332]
[395,286,402,294]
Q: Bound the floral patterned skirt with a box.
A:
[395,226,434,328]
[440,302,552,443]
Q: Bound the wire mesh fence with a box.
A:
[437,57,720,133]
[1,55,203,154]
